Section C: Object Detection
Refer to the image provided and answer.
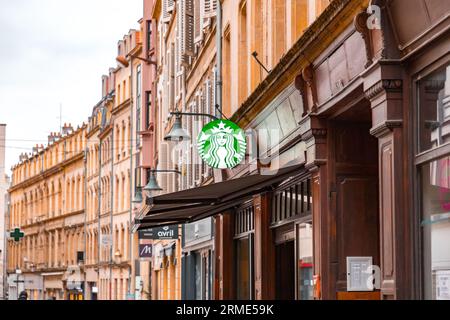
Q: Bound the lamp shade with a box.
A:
[143,172,163,192]
[164,116,191,142]
[132,187,143,204]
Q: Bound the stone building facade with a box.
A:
[7,124,87,300]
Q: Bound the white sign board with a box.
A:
[100,234,113,247]
[135,276,142,300]
[346,256,373,291]
[436,270,450,300]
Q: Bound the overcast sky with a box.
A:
[0,0,142,176]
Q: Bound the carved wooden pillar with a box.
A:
[364,63,410,300]
[300,116,330,299]
[253,193,275,300]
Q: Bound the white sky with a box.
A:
[0,0,142,176]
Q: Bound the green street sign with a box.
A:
[10,228,24,242]
[197,120,246,169]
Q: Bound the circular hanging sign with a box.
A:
[197,120,246,169]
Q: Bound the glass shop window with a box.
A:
[234,203,255,299]
[297,222,314,300]
[417,64,450,153]
[420,157,450,300]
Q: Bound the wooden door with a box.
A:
[275,241,295,300]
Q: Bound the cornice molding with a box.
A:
[365,79,403,100]
[370,119,403,138]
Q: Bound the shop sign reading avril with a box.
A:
[197,120,246,169]
[138,225,179,240]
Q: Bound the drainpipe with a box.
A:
[215,1,223,119]
[212,0,222,300]
[97,135,102,297]
[83,148,87,299]
[128,57,135,298]
[109,128,114,298]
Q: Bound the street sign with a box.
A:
[10,228,24,242]
[139,244,153,258]
[139,225,179,240]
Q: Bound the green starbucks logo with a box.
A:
[197,120,246,169]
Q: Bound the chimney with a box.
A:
[62,123,73,135]
[48,132,56,144]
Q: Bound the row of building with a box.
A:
[4,0,450,300]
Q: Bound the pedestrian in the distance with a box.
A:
[18,291,28,300]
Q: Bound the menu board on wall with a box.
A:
[436,270,450,300]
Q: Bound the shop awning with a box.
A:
[135,163,304,230]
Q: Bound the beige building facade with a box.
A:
[7,124,87,300]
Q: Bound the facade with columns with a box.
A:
[7,124,87,300]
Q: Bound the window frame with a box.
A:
[413,54,450,300]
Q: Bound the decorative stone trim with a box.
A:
[370,120,403,138]
[365,79,403,100]
[294,74,309,117]
[301,128,328,142]
[354,10,373,68]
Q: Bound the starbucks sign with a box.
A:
[197,120,246,169]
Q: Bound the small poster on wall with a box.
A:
[436,270,450,300]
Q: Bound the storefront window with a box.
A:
[417,64,450,153]
[297,222,314,300]
[420,158,450,300]
[417,61,450,300]
[236,236,254,299]
[194,252,202,300]
[234,202,254,299]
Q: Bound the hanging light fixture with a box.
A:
[143,171,163,192]
[132,187,143,204]
[164,115,191,142]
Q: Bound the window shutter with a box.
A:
[194,0,203,43]
[167,0,175,12]
[162,0,171,23]
[205,79,211,116]
[203,0,217,18]
[179,0,195,66]
[211,68,216,116]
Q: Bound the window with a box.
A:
[272,0,286,66]
[420,158,450,299]
[223,27,231,116]
[136,65,142,147]
[297,222,313,300]
[417,64,450,153]
[416,61,450,300]
[194,0,203,44]
[234,202,255,300]
[178,0,195,66]
[146,91,152,129]
[238,2,248,106]
[146,20,152,52]
[272,177,311,225]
